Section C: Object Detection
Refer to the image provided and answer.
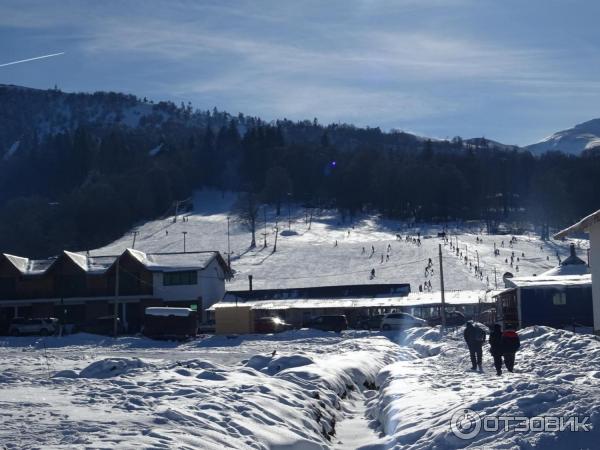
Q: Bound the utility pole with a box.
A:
[263,206,268,248]
[132,231,138,249]
[226,216,231,269]
[287,193,292,230]
[494,267,498,288]
[182,231,188,253]
[113,258,119,337]
[438,244,446,331]
[273,223,279,253]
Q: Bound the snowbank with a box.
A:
[374,326,600,449]
[78,357,148,378]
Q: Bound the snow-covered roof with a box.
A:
[125,248,219,272]
[554,209,600,238]
[504,274,592,289]
[1,248,227,276]
[540,264,590,276]
[210,290,493,311]
[145,307,193,317]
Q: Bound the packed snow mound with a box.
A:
[52,369,79,379]
[265,354,314,375]
[78,357,147,378]
[374,326,600,449]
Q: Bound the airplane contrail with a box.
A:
[0,52,65,68]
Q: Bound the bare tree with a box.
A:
[233,192,260,248]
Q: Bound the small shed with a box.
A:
[494,274,592,331]
[143,307,198,340]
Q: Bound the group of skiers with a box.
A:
[464,321,521,376]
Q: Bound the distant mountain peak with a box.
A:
[526,117,600,155]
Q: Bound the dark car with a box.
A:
[358,314,385,330]
[254,317,293,334]
[427,311,466,327]
[305,315,348,333]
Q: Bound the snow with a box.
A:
[92,189,586,296]
[373,326,600,449]
[1,325,599,447]
[0,331,401,449]
[506,274,591,289]
[527,117,600,155]
[212,289,494,311]
[145,307,193,317]
[2,190,596,448]
[2,140,20,160]
[148,142,164,156]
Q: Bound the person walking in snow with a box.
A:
[489,324,504,376]
[362,246,366,255]
[501,328,521,373]
[464,322,486,371]
[370,268,376,279]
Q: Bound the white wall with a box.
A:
[590,224,600,334]
[152,259,226,321]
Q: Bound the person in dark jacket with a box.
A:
[489,324,504,375]
[501,329,520,372]
[464,322,486,371]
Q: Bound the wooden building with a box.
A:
[0,248,231,334]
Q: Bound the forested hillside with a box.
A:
[1,84,600,257]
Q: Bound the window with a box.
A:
[163,271,198,286]
[553,292,567,306]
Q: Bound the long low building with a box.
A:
[211,284,494,334]
[0,248,231,333]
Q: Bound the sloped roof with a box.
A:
[0,248,229,276]
[124,248,224,272]
[2,253,29,273]
[554,209,600,238]
[541,264,590,276]
[504,274,591,289]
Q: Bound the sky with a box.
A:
[1,0,600,145]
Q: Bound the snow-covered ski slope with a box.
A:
[93,190,587,292]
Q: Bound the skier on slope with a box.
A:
[464,322,486,371]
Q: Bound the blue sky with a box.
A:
[1,0,600,145]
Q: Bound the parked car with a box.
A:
[357,314,385,330]
[254,317,293,333]
[427,311,466,327]
[305,315,348,333]
[9,317,59,336]
[380,312,427,331]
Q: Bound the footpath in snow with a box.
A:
[2,325,599,448]
[374,326,600,449]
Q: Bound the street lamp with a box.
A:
[226,216,231,268]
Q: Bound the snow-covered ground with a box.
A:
[2,191,595,449]
[93,190,587,292]
[1,327,598,448]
